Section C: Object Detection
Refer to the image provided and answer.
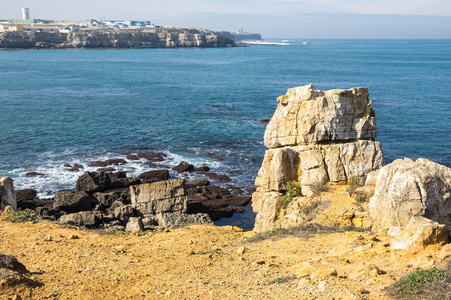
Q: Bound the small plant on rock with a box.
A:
[355,193,368,203]
[278,181,302,210]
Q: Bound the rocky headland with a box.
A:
[2,84,451,299]
[0,28,235,49]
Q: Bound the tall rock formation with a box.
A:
[252,84,384,232]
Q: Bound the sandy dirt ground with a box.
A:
[0,186,447,300]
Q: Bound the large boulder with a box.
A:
[76,171,111,193]
[0,177,16,211]
[138,170,169,183]
[59,211,104,227]
[172,161,195,173]
[389,217,447,250]
[264,84,377,148]
[131,178,186,203]
[252,85,384,232]
[369,158,451,236]
[53,191,94,213]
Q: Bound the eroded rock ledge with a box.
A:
[252,84,384,232]
[0,28,235,49]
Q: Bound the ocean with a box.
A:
[1,40,450,229]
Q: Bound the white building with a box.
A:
[22,7,30,20]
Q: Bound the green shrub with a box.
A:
[8,211,33,223]
[278,181,302,209]
[355,193,368,203]
[391,268,450,296]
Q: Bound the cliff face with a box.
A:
[214,31,262,41]
[0,28,235,49]
[252,84,384,232]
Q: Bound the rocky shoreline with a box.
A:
[0,27,236,49]
[2,152,254,232]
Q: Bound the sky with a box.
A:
[1,0,450,38]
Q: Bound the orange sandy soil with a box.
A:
[0,186,447,300]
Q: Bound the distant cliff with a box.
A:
[214,31,262,41]
[0,28,235,49]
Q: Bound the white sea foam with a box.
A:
[10,148,248,198]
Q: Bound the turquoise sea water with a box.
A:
[0,40,450,228]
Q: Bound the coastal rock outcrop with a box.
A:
[0,177,16,211]
[252,84,384,232]
[0,28,235,49]
[368,158,451,237]
[130,178,213,227]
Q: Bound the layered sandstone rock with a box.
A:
[0,177,17,211]
[252,84,384,232]
[130,178,213,227]
[368,158,451,236]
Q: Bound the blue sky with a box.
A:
[1,0,450,38]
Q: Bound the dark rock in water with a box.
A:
[0,254,29,273]
[187,186,230,200]
[137,152,166,162]
[138,170,169,183]
[215,156,224,161]
[25,172,45,176]
[64,163,84,172]
[187,201,241,221]
[105,158,127,165]
[97,167,116,172]
[126,154,139,160]
[260,119,270,124]
[76,171,111,193]
[229,187,246,195]
[53,191,94,213]
[246,187,257,194]
[186,178,210,189]
[195,166,211,173]
[89,159,126,167]
[172,161,195,173]
[204,173,230,181]
[205,152,214,157]
[225,196,251,206]
[89,161,108,167]
[148,162,170,169]
[187,186,251,220]
[15,189,37,201]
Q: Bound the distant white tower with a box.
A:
[22,7,30,20]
